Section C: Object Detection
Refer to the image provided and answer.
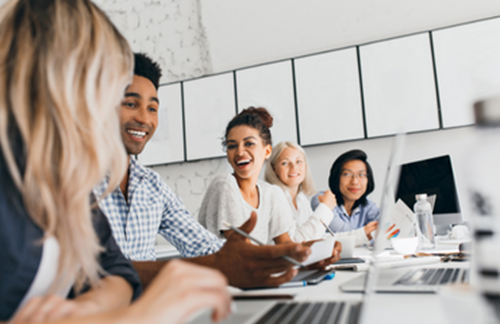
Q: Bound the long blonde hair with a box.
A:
[0,0,132,292]
[265,141,316,196]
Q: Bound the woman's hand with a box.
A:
[364,221,378,240]
[11,276,131,323]
[317,190,337,210]
[127,260,231,324]
[11,296,91,323]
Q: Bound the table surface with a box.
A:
[189,244,485,324]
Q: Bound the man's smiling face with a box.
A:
[120,75,159,155]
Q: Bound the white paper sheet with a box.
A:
[303,237,336,266]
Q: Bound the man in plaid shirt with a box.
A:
[95,53,314,289]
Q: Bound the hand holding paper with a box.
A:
[302,237,338,267]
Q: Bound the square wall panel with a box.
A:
[184,73,235,161]
[433,17,500,128]
[138,83,184,165]
[294,47,364,146]
[236,61,297,145]
[360,33,440,137]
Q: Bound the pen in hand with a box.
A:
[320,219,336,238]
[222,221,306,269]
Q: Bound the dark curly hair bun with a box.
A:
[223,106,273,148]
[240,107,273,129]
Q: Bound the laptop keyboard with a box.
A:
[394,268,469,286]
[255,302,361,324]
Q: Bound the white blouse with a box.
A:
[199,173,293,244]
[286,192,334,242]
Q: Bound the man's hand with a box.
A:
[364,221,378,240]
[205,211,312,288]
[134,212,312,289]
[303,241,342,270]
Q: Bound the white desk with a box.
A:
[229,264,465,324]
[189,245,480,324]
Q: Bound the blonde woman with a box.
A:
[0,0,229,323]
[264,142,337,242]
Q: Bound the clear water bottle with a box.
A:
[414,193,436,249]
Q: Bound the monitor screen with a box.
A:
[395,155,462,231]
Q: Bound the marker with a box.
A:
[320,219,336,238]
[222,221,306,269]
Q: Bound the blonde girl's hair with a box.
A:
[0,0,133,293]
[264,141,316,196]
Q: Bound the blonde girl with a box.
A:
[0,0,229,323]
[265,141,337,242]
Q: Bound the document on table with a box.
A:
[377,199,416,249]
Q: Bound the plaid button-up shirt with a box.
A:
[94,157,224,261]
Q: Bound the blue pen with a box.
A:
[324,272,336,280]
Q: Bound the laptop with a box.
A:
[187,135,410,324]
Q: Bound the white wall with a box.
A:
[200,0,500,73]
[94,0,212,83]
[89,0,500,225]
[3,0,493,223]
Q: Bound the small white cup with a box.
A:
[335,235,355,259]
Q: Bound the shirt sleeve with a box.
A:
[157,179,225,258]
[365,200,381,222]
[335,228,370,246]
[310,191,323,211]
[198,175,245,236]
[86,204,143,301]
[328,206,351,232]
[288,195,333,242]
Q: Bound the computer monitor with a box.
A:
[395,155,462,234]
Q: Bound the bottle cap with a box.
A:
[415,193,427,200]
[474,97,500,127]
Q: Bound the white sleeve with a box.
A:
[198,175,245,238]
[288,202,334,243]
[335,227,370,246]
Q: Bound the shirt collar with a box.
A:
[93,156,146,199]
[340,204,361,217]
[127,157,147,195]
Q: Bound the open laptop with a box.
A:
[340,141,470,294]
[187,135,412,324]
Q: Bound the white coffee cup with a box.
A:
[335,235,355,259]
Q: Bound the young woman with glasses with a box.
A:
[311,150,379,246]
